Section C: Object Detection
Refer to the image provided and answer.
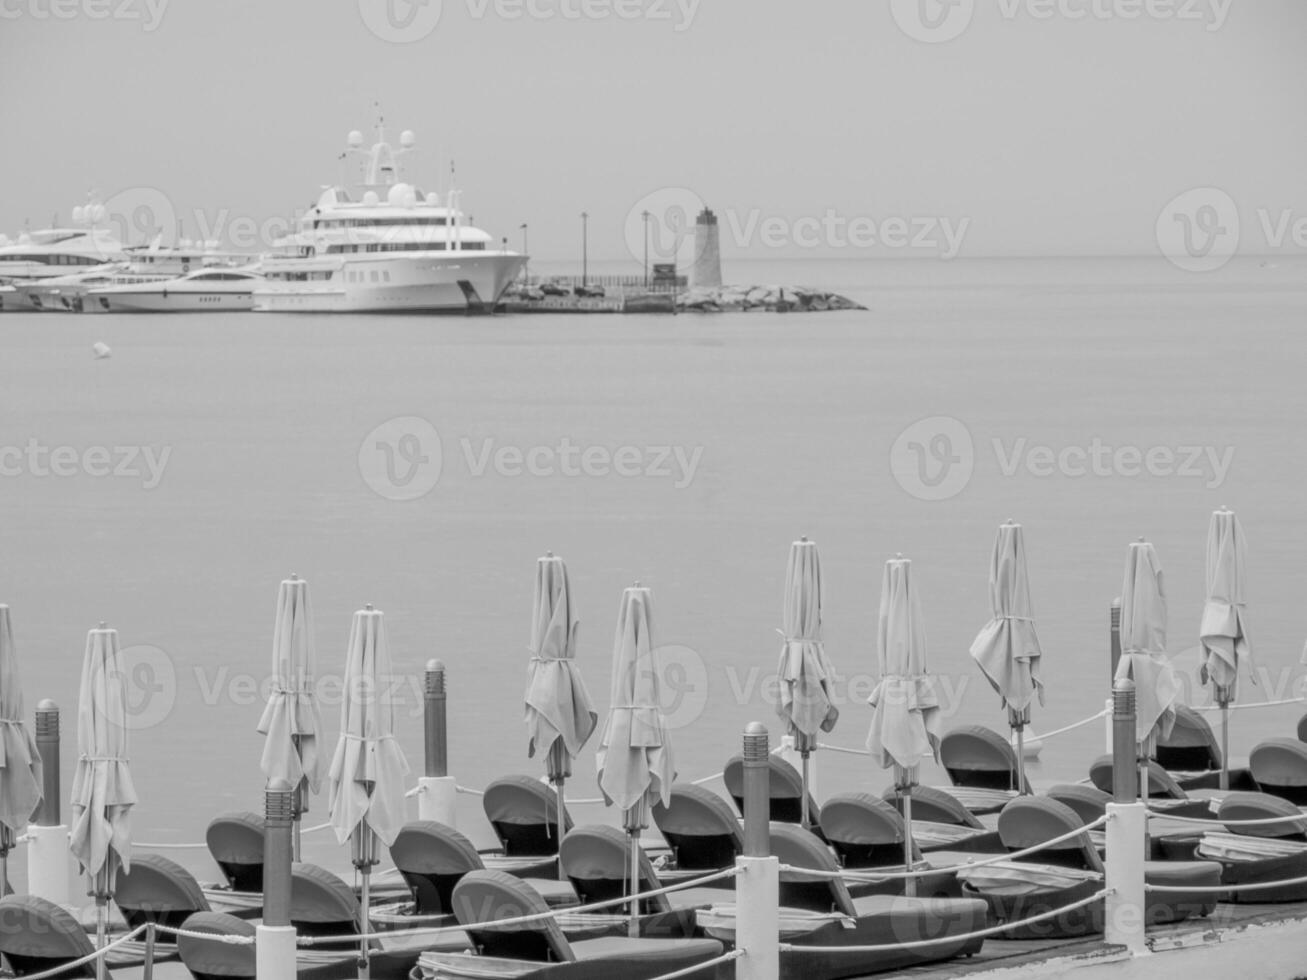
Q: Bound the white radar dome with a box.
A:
[400,130,415,148]
[348,130,364,148]
[425,192,439,205]
[387,183,417,208]
[362,191,380,206]
[72,206,85,223]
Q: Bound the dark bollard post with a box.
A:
[263,779,294,928]
[418,660,456,825]
[736,722,778,980]
[425,660,447,778]
[35,700,60,826]
[742,722,770,858]
[1112,678,1138,802]
[257,779,297,980]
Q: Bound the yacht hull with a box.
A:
[252,254,526,313]
[90,289,257,313]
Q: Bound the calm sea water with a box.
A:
[3,255,1307,879]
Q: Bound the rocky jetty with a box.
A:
[677,284,865,313]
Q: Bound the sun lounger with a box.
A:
[955,795,1221,938]
[482,775,575,875]
[1193,791,1307,902]
[414,870,726,980]
[1249,738,1307,805]
[1155,705,1256,790]
[876,785,1004,852]
[1087,755,1224,818]
[651,783,745,879]
[940,725,1032,795]
[0,895,166,978]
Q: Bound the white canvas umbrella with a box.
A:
[969,521,1044,793]
[524,553,597,848]
[775,537,838,825]
[257,574,325,860]
[70,624,138,980]
[0,606,42,896]
[866,556,940,897]
[596,584,674,938]
[1114,539,1180,803]
[326,605,410,980]
[1199,508,1252,790]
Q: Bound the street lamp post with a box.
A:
[581,211,589,288]
[519,223,528,283]
[642,209,650,288]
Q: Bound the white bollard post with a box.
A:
[736,722,780,980]
[24,825,71,905]
[1104,801,1147,955]
[27,701,72,905]
[417,776,458,825]
[255,925,297,980]
[735,855,780,980]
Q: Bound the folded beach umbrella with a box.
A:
[70,623,138,980]
[0,606,42,897]
[257,574,324,860]
[1199,509,1252,790]
[524,552,597,843]
[969,521,1044,793]
[866,556,940,896]
[1115,540,1181,801]
[596,584,674,937]
[327,604,410,980]
[775,536,838,825]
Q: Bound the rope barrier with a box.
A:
[1146,810,1307,828]
[296,865,743,945]
[815,743,870,756]
[1146,874,1307,895]
[1193,697,1305,713]
[152,923,257,945]
[779,813,1111,882]
[1037,709,1109,741]
[139,820,331,850]
[779,889,1109,953]
[13,924,150,980]
[455,786,484,797]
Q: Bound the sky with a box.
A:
[1,0,1305,261]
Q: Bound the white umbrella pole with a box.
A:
[1015,725,1027,795]
[628,830,640,939]
[1220,700,1230,791]
[359,867,371,980]
[801,751,811,827]
[95,865,108,980]
[901,784,916,898]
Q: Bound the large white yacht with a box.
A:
[253,126,526,313]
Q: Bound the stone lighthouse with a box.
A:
[690,207,723,289]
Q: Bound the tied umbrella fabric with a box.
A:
[776,540,839,752]
[257,577,325,800]
[525,556,597,779]
[969,522,1045,725]
[0,606,42,839]
[70,628,137,890]
[596,587,674,825]
[866,559,941,773]
[327,608,410,848]
[1199,510,1252,703]
[1115,541,1181,744]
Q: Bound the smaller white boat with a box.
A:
[89,266,264,312]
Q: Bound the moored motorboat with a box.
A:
[89,266,264,312]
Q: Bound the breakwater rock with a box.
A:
[677,284,865,313]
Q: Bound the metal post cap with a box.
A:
[1113,677,1137,713]
[265,778,296,823]
[35,700,59,737]
[742,721,769,761]
[426,659,446,695]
